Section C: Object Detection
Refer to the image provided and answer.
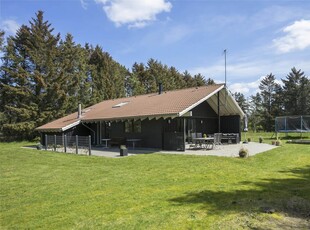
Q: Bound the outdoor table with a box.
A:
[192,137,214,149]
[102,138,111,148]
[126,139,141,149]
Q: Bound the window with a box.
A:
[125,120,141,133]
[112,102,129,108]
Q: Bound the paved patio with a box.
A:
[90,142,278,158]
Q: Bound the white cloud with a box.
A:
[95,0,172,28]
[80,0,88,9]
[190,61,263,82]
[229,77,263,95]
[273,19,310,53]
[1,19,20,34]
[189,56,310,97]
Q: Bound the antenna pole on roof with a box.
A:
[224,49,227,88]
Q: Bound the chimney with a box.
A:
[78,104,82,119]
[158,83,163,94]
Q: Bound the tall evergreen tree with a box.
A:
[233,92,249,113]
[248,93,263,132]
[205,77,215,85]
[183,70,195,87]
[0,30,4,51]
[282,67,309,115]
[1,11,61,139]
[299,75,310,114]
[89,45,127,103]
[259,73,280,132]
[59,34,92,112]
[193,73,207,86]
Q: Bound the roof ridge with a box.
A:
[96,84,224,103]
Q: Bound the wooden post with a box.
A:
[64,135,67,153]
[76,135,78,154]
[218,91,220,133]
[45,134,47,150]
[54,135,56,151]
[88,135,91,156]
[183,118,186,151]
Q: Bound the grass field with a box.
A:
[1,140,309,229]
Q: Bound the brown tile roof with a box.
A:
[36,84,242,132]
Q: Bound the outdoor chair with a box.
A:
[196,133,203,148]
[213,133,222,149]
[189,133,197,149]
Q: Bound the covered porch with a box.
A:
[83,88,243,151]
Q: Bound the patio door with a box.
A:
[163,118,185,151]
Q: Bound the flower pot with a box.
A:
[120,148,128,156]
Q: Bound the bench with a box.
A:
[110,137,126,147]
[221,133,239,144]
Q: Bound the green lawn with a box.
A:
[1,142,309,229]
[241,131,310,143]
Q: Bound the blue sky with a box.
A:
[1,0,310,96]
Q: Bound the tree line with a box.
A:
[0,11,213,140]
[233,69,310,132]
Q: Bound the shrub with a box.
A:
[203,134,207,138]
[247,137,252,142]
[259,136,263,143]
[239,147,249,158]
[271,140,276,145]
[275,140,282,146]
[36,143,43,150]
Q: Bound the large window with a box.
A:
[125,120,141,133]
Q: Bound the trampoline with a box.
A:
[275,115,310,133]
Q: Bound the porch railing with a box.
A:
[44,134,92,155]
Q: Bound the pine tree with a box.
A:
[282,67,309,115]
[248,93,263,132]
[233,92,249,113]
[193,73,207,86]
[89,45,127,103]
[168,66,186,89]
[0,30,4,51]
[183,70,195,87]
[59,33,92,112]
[1,11,61,139]
[205,77,215,85]
[259,73,280,132]
[299,75,310,114]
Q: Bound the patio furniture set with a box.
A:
[102,137,142,149]
[189,133,239,150]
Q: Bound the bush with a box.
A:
[276,140,282,146]
[247,137,252,142]
[259,136,263,143]
[271,140,276,145]
[239,147,249,158]
[36,143,43,150]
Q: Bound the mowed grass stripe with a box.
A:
[1,141,309,229]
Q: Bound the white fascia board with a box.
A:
[37,128,62,133]
[226,90,245,117]
[61,120,81,131]
[178,85,224,117]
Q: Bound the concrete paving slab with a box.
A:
[90,142,277,158]
[160,142,278,157]
[24,142,278,158]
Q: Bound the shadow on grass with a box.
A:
[169,165,310,221]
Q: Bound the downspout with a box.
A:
[81,122,96,144]
[218,91,220,133]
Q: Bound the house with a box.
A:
[36,84,244,151]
